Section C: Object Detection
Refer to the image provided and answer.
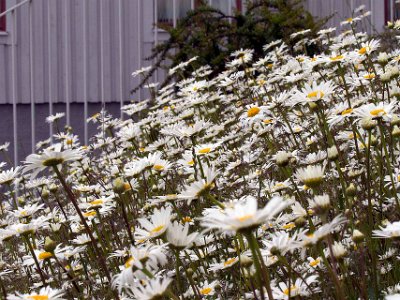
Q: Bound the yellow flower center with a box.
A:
[274,182,285,188]
[346,17,353,22]
[20,210,28,217]
[90,199,104,206]
[282,223,296,230]
[247,107,261,117]
[307,90,324,99]
[258,79,266,86]
[124,257,134,268]
[237,214,254,222]
[38,251,53,260]
[83,211,97,217]
[330,55,344,61]
[200,287,212,295]
[153,164,165,171]
[363,73,375,79]
[358,47,368,55]
[188,160,194,165]
[223,258,237,266]
[28,296,49,300]
[182,216,193,223]
[263,119,273,124]
[309,258,321,267]
[267,63,273,69]
[150,225,165,234]
[199,148,211,154]
[283,285,298,296]
[370,108,386,116]
[123,182,131,191]
[341,108,353,115]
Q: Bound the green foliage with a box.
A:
[133,0,328,93]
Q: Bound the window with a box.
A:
[157,0,242,27]
[385,0,400,23]
[0,0,5,32]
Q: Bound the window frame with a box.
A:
[156,0,243,28]
[0,0,6,32]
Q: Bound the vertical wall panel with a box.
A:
[0,0,391,106]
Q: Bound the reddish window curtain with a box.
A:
[0,0,5,31]
[236,0,242,12]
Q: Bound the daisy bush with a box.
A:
[2,9,400,300]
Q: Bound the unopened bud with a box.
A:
[327,146,339,161]
[112,178,125,194]
[346,183,357,197]
[239,255,253,268]
[392,125,400,138]
[44,237,58,252]
[352,229,364,243]
[361,117,377,130]
[41,188,50,200]
[295,216,307,227]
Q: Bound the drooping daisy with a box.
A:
[194,143,221,156]
[295,165,324,188]
[166,221,199,250]
[291,81,336,105]
[127,276,173,300]
[356,39,380,56]
[24,144,83,178]
[8,286,65,300]
[273,276,320,299]
[46,112,65,124]
[135,207,172,241]
[355,102,397,122]
[200,195,293,234]
[373,221,400,239]
[178,166,219,200]
[0,167,20,185]
[209,256,239,271]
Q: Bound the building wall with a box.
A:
[304,0,386,33]
[0,0,390,106]
[0,0,169,105]
[0,0,393,165]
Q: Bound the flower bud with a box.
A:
[41,188,50,200]
[113,178,126,194]
[239,255,253,268]
[370,135,378,146]
[186,268,194,277]
[391,115,400,126]
[352,229,364,243]
[49,184,58,193]
[295,216,307,227]
[327,146,339,161]
[346,183,357,197]
[392,126,400,138]
[275,151,292,167]
[361,117,377,130]
[44,237,58,252]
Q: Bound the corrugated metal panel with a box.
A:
[0,0,388,105]
[305,0,386,34]
[0,0,168,105]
